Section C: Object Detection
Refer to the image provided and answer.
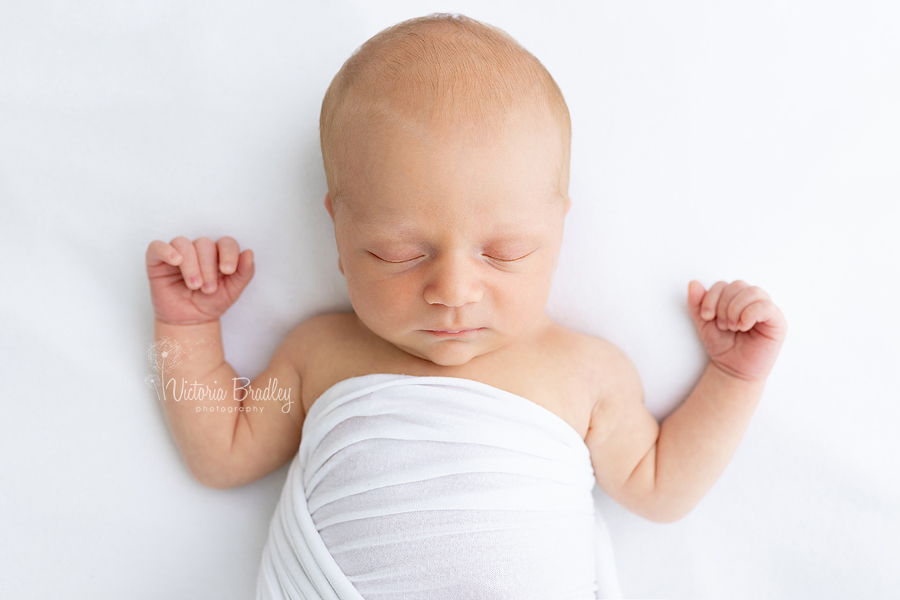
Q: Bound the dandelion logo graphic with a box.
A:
[145,336,184,402]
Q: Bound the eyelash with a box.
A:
[379,256,423,264]
[371,252,531,264]
[486,254,527,263]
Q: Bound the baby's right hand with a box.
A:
[145,236,255,325]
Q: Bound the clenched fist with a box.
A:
[688,279,787,383]
[146,236,255,325]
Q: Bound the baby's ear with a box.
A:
[324,193,335,222]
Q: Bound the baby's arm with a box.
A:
[586,280,787,523]
[147,237,305,489]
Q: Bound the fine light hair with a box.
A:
[319,13,571,208]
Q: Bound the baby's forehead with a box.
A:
[338,175,562,231]
[347,81,537,149]
[343,206,553,246]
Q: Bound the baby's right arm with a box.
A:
[146,236,305,489]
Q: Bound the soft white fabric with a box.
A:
[256,374,623,599]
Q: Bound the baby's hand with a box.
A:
[687,280,787,383]
[145,236,255,325]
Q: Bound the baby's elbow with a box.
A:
[618,489,695,523]
[189,463,243,490]
[196,473,232,490]
[643,508,690,524]
[191,467,224,490]
[638,500,697,524]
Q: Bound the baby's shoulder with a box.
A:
[286,310,361,357]
[287,310,396,374]
[542,318,625,364]
[293,310,358,337]
[542,319,642,404]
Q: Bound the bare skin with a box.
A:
[146,109,787,524]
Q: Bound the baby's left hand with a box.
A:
[687,280,788,383]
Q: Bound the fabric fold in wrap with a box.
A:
[256,373,620,599]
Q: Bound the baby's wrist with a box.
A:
[708,361,767,391]
[154,315,220,328]
[153,318,224,368]
[154,317,222,340]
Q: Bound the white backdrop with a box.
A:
[1,1,898,598]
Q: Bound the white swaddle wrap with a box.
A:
[256,374,622,599]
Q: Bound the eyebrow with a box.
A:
[359,222,544,243]
[356,211,545,235]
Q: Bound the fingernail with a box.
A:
[221,263,234,273]
[202,281,215,293]
[702,309,712,319]
[189,275,200,287]
[728,319,735,328]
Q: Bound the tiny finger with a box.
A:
[220,248,256,297]
[716,280,750,329]
[193,237,219,294]
[146,240,183,267]
[216,236,241,275]
[170,236,202,290]
[737,300,768,331]
[701,281,728,320]
[727,286,768,330]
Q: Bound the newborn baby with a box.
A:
[145,13,787,600]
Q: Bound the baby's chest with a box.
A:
[466,365,594,439]
[301,335,597,442]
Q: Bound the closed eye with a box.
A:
[485,248,539,262]
[369,251,424,264]
[368,248,538,264]
[486,255,525,263]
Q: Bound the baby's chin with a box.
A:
[393,335,493,368]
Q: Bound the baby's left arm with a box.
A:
[585,280,787,523]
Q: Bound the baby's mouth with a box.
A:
[424,328,484,337]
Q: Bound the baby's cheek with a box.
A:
[503,273,552,324]
[354,274,417,323]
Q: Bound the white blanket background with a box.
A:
[1,1,897,598]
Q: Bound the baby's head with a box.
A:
[319,13,572,367]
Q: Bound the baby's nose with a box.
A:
[422,253,484,307]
